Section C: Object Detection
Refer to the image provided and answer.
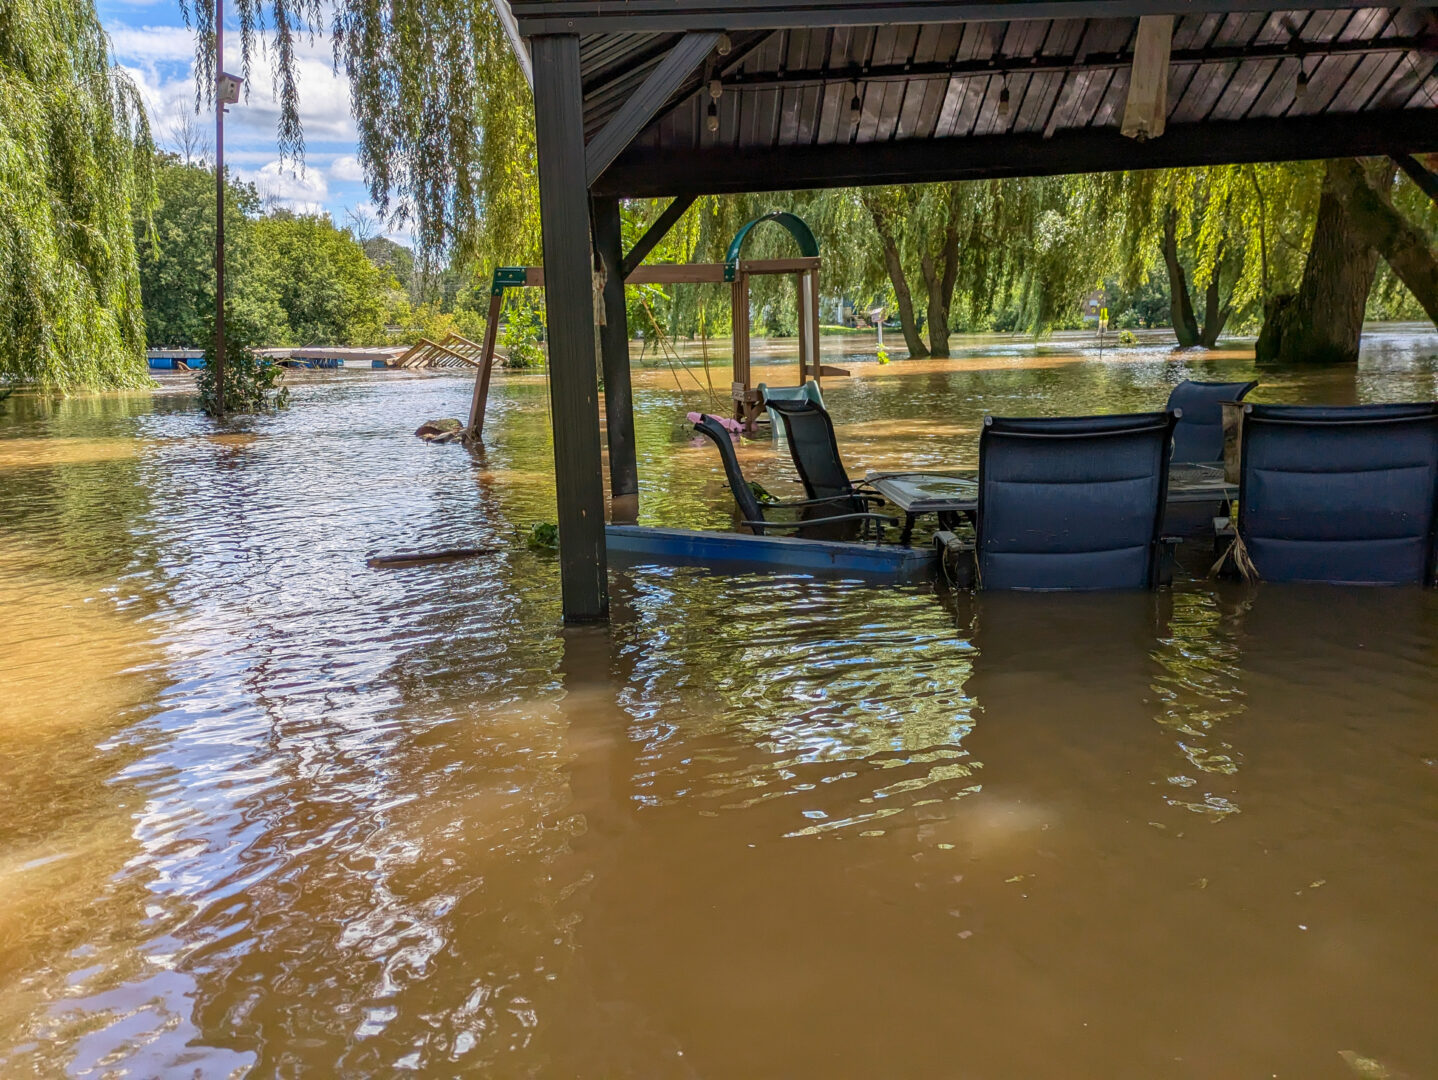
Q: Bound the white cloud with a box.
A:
[117,26,357,153]
[236,160,329,214]
[109,24,196,64]
[330,154,365,182]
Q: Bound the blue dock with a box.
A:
[604,525,937,583]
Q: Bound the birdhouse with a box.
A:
[218,72,243,106]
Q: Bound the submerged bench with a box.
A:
[605,526,936,583]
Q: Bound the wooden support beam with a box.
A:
[467,291,505,437]
[533,33,609,623]
[593,196,640,524]
[1121,15,1173,141]
[621,194,696,279]
[584,32,720,187]
[730,270,755,429]
[1394,153,1438,206]
[593,111,1438,198]
[803,268,821,384]
[492,257,821,288]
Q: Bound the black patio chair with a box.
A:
[763,397,886,512]
[692,414,897,540]
[1165,379,1258,463]
[944,412,1181,591]
[1229,402,1438,585]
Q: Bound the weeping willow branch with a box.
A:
[180,0,537,268]
[0,0,156,390]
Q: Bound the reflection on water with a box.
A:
[1,329,1436,1077]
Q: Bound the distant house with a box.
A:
[1081,290,1108,326]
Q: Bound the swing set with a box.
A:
[466,212,847,437]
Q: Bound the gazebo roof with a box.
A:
[504,1,1438,197]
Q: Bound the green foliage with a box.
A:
[195,319,290,415]
[251,212,391,344]
[181,0,539,268]
[526,522,559,551]
[139,155,411,348]
[139,154,285,347]
[498,294,543,369]
[1116,329,1139,346]
[876,343,890,365]
[1,0,156,390]
[747,480,776,505]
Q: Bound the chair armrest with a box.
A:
[771,495,862,508]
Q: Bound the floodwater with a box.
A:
[1,326,1436,1078]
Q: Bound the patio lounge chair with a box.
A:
[692,414,897,540]
[942,412,1181,590]
[1226,402,1438,585]
[1166,379,1258,463]
[763,397,886,516]
[756,380,824,443]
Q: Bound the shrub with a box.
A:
[876,343,891,365]
[527,522,559,550]
[195,321,290,415]
[500,317,543,370]
[1117,329,1140,346]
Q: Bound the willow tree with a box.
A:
[1259,159,1436,364]
[1099,163,1321,349]
[1,0,155,390]
[180,0,536,273]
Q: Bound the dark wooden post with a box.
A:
[731,270,753,428]
[466,289,504,437]
[593,197,640,524]
[532,33,609,622]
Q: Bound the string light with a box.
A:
[998,77,1011,121]
[717,33,732,56]
[1295,62,1310,102]
[849,82,863,126]
[707,79,722,133]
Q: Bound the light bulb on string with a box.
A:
[998,77,1011,121]
[707,78,723,133]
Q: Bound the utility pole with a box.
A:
[214,0,225,415]
[213,0,242,414]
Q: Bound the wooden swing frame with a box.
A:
[467,213,845,437]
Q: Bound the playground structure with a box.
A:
[393,333,488,370]
[465,212,846,437]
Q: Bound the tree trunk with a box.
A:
[918,198,962,358]
[866,201,928,359]
[1256,159,1392,365]
[1198,266,1231,348]
[1330,158,1438,327]
[1162,210,1201,347]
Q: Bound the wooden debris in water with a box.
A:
[367,547,496,569]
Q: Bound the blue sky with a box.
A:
[98,0,408,243]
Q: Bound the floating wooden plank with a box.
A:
[605,525,938,583]
[367,546,498,568]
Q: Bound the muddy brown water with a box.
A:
[1,328,1436,1078]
